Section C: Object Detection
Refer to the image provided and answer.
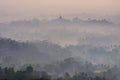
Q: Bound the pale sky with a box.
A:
[0,0,120,46]
[0,0,120,22]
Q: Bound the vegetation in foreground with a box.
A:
[0,66,107,80]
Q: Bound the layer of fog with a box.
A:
[0,38,120,67]
[0,17,120,67]
[0,17,120,47]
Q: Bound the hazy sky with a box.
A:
[0,0,120,46]
[0,0,120,22]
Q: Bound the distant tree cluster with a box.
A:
[0,66,34,80]
[0,66,107,80]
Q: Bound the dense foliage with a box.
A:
[0,66,107,80]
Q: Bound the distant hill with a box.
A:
[0,37,120,67]
[0,17,114,28]
[0,38,71,67]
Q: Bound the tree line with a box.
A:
[0,66,107,80]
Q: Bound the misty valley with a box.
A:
[0,17,120,80]
[0,37,120,80]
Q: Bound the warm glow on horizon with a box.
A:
[0,0,119,22]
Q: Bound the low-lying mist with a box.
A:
[0,17,119,46]
[0,17,120,67]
